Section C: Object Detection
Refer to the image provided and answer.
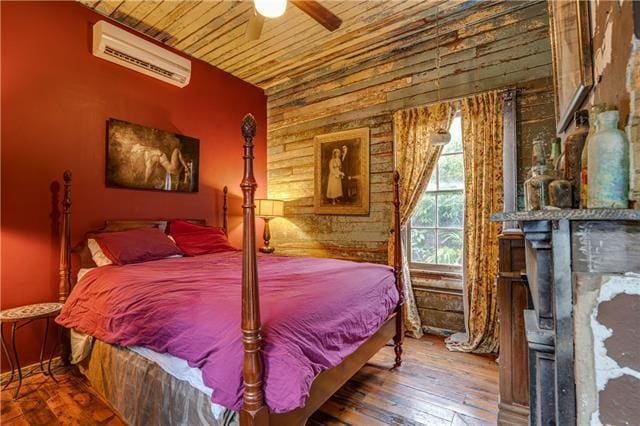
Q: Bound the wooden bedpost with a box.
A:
[58,170,72,304]
[58,170,73,365]
[223,185,229,235]
[239,114,269,426]
[392,171,404,369]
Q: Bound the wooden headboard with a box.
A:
[57,173,229,298]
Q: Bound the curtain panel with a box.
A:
[446,90,504,353]
[391,102,454,338]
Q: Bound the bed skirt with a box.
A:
[77,339,237,426]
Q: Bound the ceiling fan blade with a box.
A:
[291,0,342,31]
[245,11,265,41]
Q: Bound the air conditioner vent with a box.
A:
[103,46,185,83]
[92,20,191,88]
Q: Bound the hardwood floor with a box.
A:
[1,335,498,425]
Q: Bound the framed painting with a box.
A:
[314,127,369,215]
[548,0,593,133]
[106,118,199,193]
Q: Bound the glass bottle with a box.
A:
[524,138,555,210]
[550,137,562,175]
[564,110,589,207]
[549,138,572,208]
[587,110,630,208]
[580,104,608,208]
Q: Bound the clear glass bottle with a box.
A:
[550,138,562,174]
[580,104,608,208]
[549,138,572,208]
[564,110,589,208]
[587,110,630,208]
[525,138,555,210]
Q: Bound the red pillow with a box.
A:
[94,227,183,265]
[168,219,236,256]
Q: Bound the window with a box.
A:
[408,113,464,272]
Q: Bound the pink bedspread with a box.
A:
[56,251,398,413]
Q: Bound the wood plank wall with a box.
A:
[266,1,554,265]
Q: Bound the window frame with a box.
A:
[407,114,464,276]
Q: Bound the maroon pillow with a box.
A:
[94,227,183,265]
[168,219,236,256]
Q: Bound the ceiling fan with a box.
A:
[246,0,342,41]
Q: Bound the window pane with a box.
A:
[438,154,464,190]
[426,169,437,191]
[437,191,464,228]
[437,230,463,265]
[411,192,436,227]
[442,114,462,154]
[411,229,436,264]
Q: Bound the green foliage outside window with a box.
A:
[409,115,464,268]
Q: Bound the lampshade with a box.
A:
[254,0,287,18]
[430,127,451,146]
[255,199,284,218]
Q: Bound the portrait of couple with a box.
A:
[314,127,370,215]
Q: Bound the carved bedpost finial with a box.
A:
[241,114,257,144]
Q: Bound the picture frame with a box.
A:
[106,118,199,193]
[314,127,370,215]
[548,0,593,133]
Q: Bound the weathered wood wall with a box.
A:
[267,1,554,266]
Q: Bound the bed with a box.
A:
[54,114,405,426]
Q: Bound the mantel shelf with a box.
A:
[491,209,640,222]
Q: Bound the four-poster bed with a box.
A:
[55,114,405,426]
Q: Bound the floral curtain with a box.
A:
[391,102,455,338]
[446,90,503,353]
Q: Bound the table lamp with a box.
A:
[255,199,284,254]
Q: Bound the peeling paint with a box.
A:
[589,273,640,425]
[594,17,614,84]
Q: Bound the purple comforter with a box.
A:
[56,251,398,413]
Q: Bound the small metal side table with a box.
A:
[1,302,63,399]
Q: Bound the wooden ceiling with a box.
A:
[79,1,486,91]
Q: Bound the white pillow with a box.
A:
[88,239,113,267]
[88,235,182,267]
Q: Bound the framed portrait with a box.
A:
[106,118,199,193]
[314,127,369,215]
[548,0,593,133]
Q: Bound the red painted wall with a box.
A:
[1,1,267,369]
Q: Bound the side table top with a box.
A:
[0,302,63,323]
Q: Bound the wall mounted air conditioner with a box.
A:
[92,20,191,88]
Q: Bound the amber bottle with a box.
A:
[564,110,589,208]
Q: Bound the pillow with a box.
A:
[88,238,113,267]
[168,219,236,256]
[93,227,183,265]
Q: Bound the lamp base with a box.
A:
[260,217,275,254]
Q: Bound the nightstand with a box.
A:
[0,302,63,399]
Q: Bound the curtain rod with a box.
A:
[394,86,525,116]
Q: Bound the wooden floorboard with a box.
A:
[0,335,498,425]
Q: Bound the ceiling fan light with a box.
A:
[255,0,287,18]
[431,128,451,146]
